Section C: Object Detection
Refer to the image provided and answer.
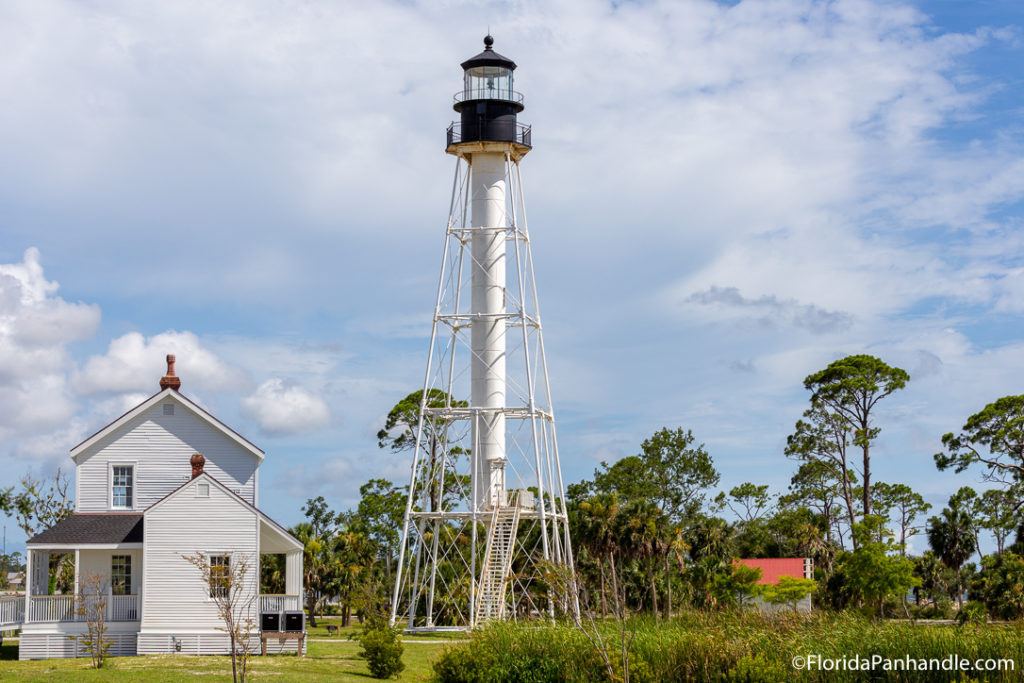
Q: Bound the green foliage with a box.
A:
[592,427,719,525]
[716,483,773,524]
[842,516,918,618]
[727,653,788,683]
[359,625,405,679]
[928,493,978,572]
[376,388,465,452]
[710,563,763,607]
[761,576,816,612]
[793,354,909,536]
[871,482,930,553]
[956,600,988,627]
[433,612,1024,682]
[975,552,1024,620]
[935,394,1024,490]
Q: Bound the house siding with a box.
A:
[75,400,257,512]
[19,628,138,660]
[139,478,259,648]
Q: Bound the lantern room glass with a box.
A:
[464,65,513,102]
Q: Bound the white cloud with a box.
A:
[241,378,331,436]
[0,248,100,456]
[73,330,249,396]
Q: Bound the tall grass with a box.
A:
[432,610,1024,682]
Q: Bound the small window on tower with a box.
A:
[163,404,175,416]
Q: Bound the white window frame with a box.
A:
[111,554,132,596]
[208,552,232,600]
[109,462,138,510]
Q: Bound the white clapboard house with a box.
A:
[14,356,304,660]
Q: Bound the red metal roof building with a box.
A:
[736,558,813,585]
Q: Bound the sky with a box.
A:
[1,0,1023,556]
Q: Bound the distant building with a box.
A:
[736,557,814,613]
[5,573,24,592]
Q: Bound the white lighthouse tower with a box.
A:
[390,36,576,630]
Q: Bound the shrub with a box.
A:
[727,653,788,683]
[359,625,405,679]
[957,601,988,627]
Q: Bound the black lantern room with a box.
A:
[449,36,531,149]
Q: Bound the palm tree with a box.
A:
[291,522,327,626]
[616,499,670,616]
[928,505,977,607]
[576,493,620,617]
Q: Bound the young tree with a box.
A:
[710,563,763,607]
[935,395,1024,500]
[801,355,909,520]
[761,575,817,613]
[844,515,917,619]
[356,479,405,588]
[978,487,1020,555]
[182,552,258,683]
[70,571,112,669]
[871,482,931,555]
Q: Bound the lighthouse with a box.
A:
[390,36,576,630]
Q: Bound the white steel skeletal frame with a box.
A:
[389,149,576,630]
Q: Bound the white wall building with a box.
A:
[6,356,304,660]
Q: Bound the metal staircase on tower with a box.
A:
[475,499,522,624]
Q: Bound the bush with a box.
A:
[957,601,988,627]
[359,626,405,679]
[728,653,788,683]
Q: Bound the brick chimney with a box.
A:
[160,354,181,391]
[190,453,206,479]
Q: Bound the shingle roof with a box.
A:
[27,514,144,546]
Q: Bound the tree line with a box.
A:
[3,355,1023,625]
[281,356,1024,624]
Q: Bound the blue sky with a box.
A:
[1,0,1022,556]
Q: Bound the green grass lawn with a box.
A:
[0,624,456,682]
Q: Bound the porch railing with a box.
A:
[30,595,75,622]
[111,594,138,621]
[28,594,139,623]
[0,596,25,627]
[260,594,301,613]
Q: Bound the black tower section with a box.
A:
[449,35,531,148]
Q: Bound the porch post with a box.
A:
[285,550,302,604]
[23,549,31,622]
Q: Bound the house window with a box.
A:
[111,555,132,595]
[210,555,230,599]
[163,403,175,416]
[112,466,133,508]
[196,483,210,498]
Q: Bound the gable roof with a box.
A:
[27,513,144,547]
[146,471,301,551]
[71,388,264,463]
